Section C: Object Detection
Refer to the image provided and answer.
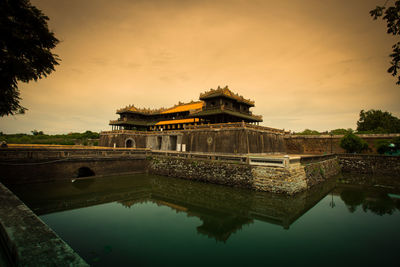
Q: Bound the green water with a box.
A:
[9,174,400,267]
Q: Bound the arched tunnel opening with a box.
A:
[77,167,95,178]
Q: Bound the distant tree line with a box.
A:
[295,109,400,136]
[0,130,100,146]
[295,109,400,154]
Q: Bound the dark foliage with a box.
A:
[356,109,400,133]
[340,132,369,153]
[370,1,400,84]
[375,136,400,154]
[0,131,100,145]
[295,129,321,135]
[0,0,59,116]
[329,128,353,135]
[375,139,392,154]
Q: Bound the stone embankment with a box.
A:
[149,155,340,195]
[285,133,400,154]
[338,154,400,175]
[0,183,88,266]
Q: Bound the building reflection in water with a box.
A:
[7,173,400,242]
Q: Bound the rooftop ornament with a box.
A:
[200,85,255,106]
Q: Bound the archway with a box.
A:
[77,167,95,178]
[125,138,136,148]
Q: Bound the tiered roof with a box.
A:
[200,86,255,107]
[117,101,203,115]
[161,101,203,114]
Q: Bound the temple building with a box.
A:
[109,86,263,131]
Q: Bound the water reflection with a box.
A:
[338,188,400,215]
[7,173,400,243]
[9,174,335,242]
[7,173,400,267]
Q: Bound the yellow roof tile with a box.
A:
[161,102,203,114]
[155,118,199,125]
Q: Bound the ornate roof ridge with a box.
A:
[199,85,255,105]
[117,104,165,114]
[117,100,203,114]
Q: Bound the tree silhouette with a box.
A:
[356,109,400,133]
[370,1,400,84]
[0,0,59,116]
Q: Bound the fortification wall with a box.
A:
[0,148,148,184]
[0,158,148,185]
[182,128,285,153]
[148,155,339,195]
[284,134,400,154]
[100,125,286,154]
[99,132,148,148]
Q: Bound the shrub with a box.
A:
[392,137,400,148]
[375,140,392,154]
[340,133,369,153]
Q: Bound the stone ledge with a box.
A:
[0,183,88,266]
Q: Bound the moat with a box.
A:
[7,173,400,267]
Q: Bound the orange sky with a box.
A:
[1,0,399,134]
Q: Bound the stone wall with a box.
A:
[0,157,148,185]
[148,156,340,195]
[0,183,88,266]
[304,159,341,187]
[252,158,340,194]
[285,134,400,154]
[338,154,400,175]
[100,130,399,155]
[0,147,149,184]
[99,126,286,154]
[149,157,254,188]
[182,127,285,154]
[99,132,148,148]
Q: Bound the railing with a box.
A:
[299,154,337,164]
[0,146,336,168]
[0,147,150,160]
[184,122,285,134]
[102,122,285,134]
[248,157,287,167]
[101,129,184,135]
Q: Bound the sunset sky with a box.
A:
[1,0,399,134]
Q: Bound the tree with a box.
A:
[356,109,400,133]
[0,0,59,116]
[370,1,400,84]
[340,132,369,153]
[329,128,353,135]
[295,129,320,135]
[31,129,44,135]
